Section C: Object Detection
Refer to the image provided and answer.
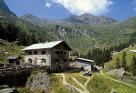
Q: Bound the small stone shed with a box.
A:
[7,56,22,65]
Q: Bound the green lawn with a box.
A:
[87,73,136,93]
[53,73,136,93]
[66,73,87,85]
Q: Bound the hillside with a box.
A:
[0,39,23,64]
[0,0,15,16]
[16,72,136,93]
[1,14,136,54]
[20,14,136,53]
[105,44,136,71]
[50,72,136,93]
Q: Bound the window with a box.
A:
[55,51,59,54]
[55,59,59,62]
[60,51,63,54]
[64,59,67,62]
[28,51,32,55]
[64,52,66,55]
[55,59,60,64]
[41,58,46,63]
[34,51,37,55]
[41,51,46,54]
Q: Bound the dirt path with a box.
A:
[84,77,92,87]
[71,76,89,93]
[55,74,85,93]
[55,73,92,93]
[100,70,135,88]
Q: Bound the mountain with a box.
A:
[21,14,66,24]
[0,0,15,17]
[62,13,117,25]
[21,14,47,24]
[0,0,136,54]
[11,13,136,53]
[19,14,136,52]
[120,16,136,28]
[21,13,117,25]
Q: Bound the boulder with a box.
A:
[108,68,126,78]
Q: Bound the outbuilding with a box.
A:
[75,58,94,71]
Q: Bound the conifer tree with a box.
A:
[121,51,127,70]
[115,57,121,69]
[87,50,91,59]
[131,55,136,76]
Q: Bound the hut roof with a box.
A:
[22,40,72,51]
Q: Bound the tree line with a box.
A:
[0,17,53,46]
[86,42,131,67]
[85,34,136,76]
[115,51,127,70]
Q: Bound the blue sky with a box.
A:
[4,0,136,21]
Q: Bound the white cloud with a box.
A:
[45,3,51,8]
[51,0,113,15]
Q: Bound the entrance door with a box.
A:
[34,57,37,65]
[28,59,32,64]
[58,66,62,71]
